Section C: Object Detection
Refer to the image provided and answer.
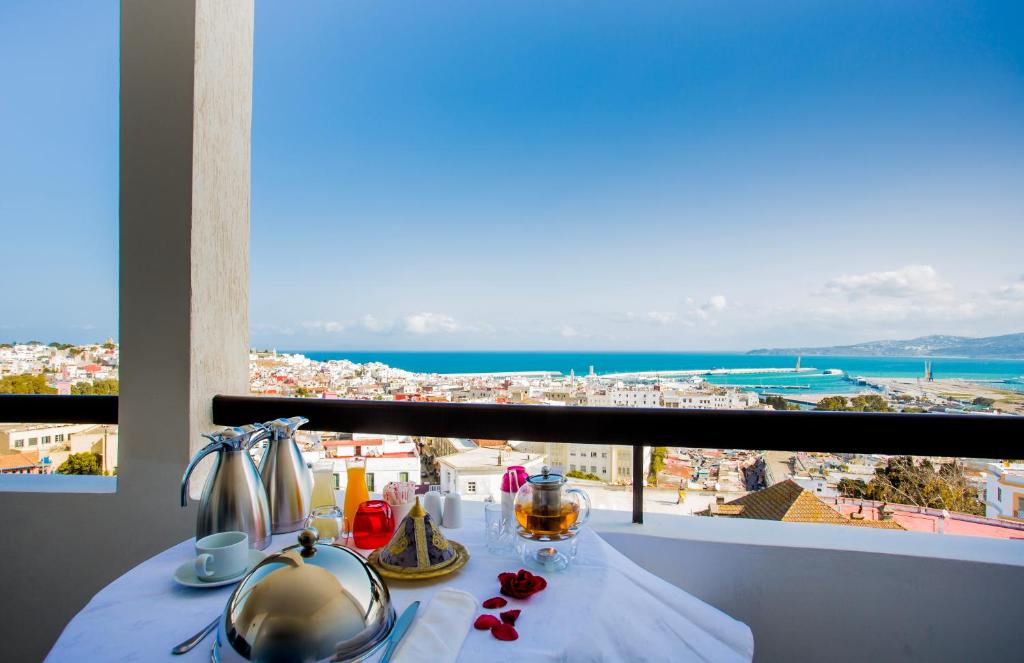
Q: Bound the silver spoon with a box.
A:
[171,617,219,655]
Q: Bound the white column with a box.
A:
[0,2,254,660]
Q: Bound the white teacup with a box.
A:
[194,531,248,582]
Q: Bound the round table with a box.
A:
[47,508,753,662]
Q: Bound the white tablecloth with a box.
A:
[48,516,753,662]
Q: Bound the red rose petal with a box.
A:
[474,614,501,630]
[491,623,519,641]
[500,609,521,625]
[482,597,508,609]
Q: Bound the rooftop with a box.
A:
[436,447,542,473]
[697,479,905,529]
[0,451,40,471]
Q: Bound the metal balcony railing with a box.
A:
[2,393,1022,523]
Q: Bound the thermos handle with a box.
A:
[236,423,271,450]
[180,439,226,507]
[568,486,591,529]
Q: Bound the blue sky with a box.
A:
[2,1,1023,350]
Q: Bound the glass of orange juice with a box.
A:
[342,456,369,539]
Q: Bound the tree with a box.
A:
[848,395,891,412]
[648,446,668,483]
[816,396,849,411]
[0,374,56,394]
[837,478,870,498]
[566,470,602,481]
[294,386,310,397]
[57,452,103,475]
[102,341,116,350]
[901,406,927,413]
[837,456,984,515]
[71,379,119,395]
[972,397,995,408]
[764,395,799,411]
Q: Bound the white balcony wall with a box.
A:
[593,511,1024,662]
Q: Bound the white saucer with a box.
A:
[173,549,267,589]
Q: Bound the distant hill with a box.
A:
[747,333,1024,359]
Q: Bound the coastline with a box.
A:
[289,350,1024,390]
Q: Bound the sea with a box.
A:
[292,351,1024,396]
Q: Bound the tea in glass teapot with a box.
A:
[513,466,591,540]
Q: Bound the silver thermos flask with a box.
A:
[180,425,273,550]
[258,416,314,534]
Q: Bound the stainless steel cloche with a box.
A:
[214,529,396,662]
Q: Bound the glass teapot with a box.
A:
[513,466,591,540]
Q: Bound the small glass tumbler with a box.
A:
[352,500,395,549]
[304,505,344,544]
[484,501,515,555]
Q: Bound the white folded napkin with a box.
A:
[389,588,476,663]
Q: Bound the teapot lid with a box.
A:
[527,466,564,489]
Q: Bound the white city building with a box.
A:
[436,448,545,499]
[512,440,652,485]
[587,387,663,408]
[985,463,1024,522]
[567,444,652,483]
[662,390,760,410]
[316,434,421,494]
[0,423,94,454]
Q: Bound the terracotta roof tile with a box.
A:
[0,451,40,470]
[699,480,905,530]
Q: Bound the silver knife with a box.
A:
[378,600,420,663]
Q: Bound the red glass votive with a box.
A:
[352,500,395,549]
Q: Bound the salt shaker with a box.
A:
[442,492,463,528]
[423,489,444,524]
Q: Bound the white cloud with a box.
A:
[706,295,727,311]
[252,322,296,336]
[301,320,350,333]
[645,311,677,325]
[687,295,729,320]
[360,314,393,333]
[404,312,459,334]
[820,265,951,300]
[619,311,678,325]
[994,275,1024,301]
[557,324,580,338]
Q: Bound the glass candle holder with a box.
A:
[351,500,394,549]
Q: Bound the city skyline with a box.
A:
[3,1,1024,350]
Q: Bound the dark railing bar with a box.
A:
[212,395,1023,458]
[632,445,644,525]
[6,393,1023,527]
[0,394,118,425]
